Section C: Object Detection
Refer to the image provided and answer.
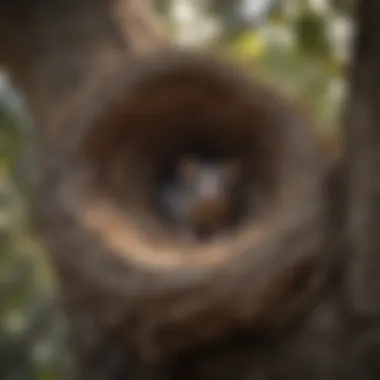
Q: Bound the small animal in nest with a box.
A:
[159,155,243,241]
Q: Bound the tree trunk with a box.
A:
[343,0,380,317]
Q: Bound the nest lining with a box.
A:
[69,54,303,259]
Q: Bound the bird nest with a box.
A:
[35,49,327,358]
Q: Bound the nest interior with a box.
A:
[57,51,322,263]
[51,51,324,267]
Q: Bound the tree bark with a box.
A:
[343,0,380,318]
